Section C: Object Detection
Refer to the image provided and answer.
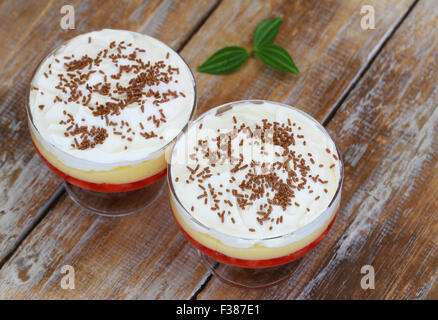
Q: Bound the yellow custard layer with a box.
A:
[31,128,167,185]
[170,192,339,261]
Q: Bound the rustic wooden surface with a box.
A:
[0,0,436,300]
[0,0,220,262]
[199,0,438,300]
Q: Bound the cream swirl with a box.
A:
[170,101,341,241]
[29,29,195,171]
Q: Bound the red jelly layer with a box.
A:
[32,140,166,193]
[172,206,338,268]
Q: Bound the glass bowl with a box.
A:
[167,100,343,288]
[27,32,197,216]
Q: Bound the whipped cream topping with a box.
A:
[29,29,195,171]
[170,101,341,240]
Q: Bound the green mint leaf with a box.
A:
[253,17,283,48]
[197,46,249,74]
[255,44,299,74]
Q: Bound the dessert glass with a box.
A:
[27,33,197,216]
[167,100,343,288]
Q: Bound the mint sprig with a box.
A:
[253,17,283,48]
[197,17,299,75]
[197,46,249,74]
[255,44,299,74]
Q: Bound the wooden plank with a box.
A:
[0,192,211,299]
[0,0,417,299]
[0,0,220,261]
[197,0,438,299]
[184,0,415,119]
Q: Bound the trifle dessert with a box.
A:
[27,29,196,214]
[168,100,342,287]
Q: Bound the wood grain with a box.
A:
[183,0,415,119]
[198,0,438,299]
[0,192,213,299]
[0,0,220,261]
[0,0,428,300]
